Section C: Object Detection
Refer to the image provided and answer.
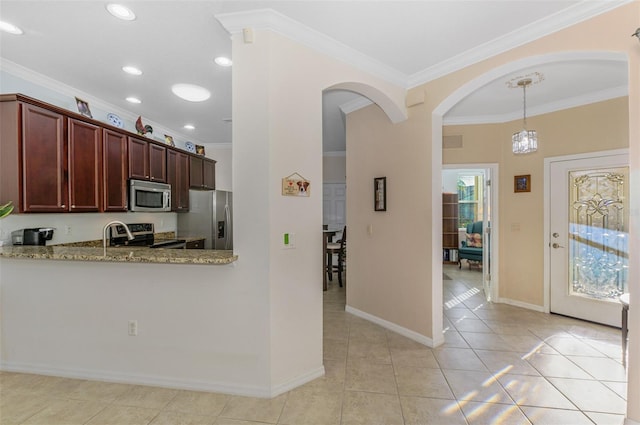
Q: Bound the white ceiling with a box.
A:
[0,1,631,152]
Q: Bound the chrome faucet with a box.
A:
[103,220,134,250]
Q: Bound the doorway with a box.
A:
[545,149,629,327]
[442,164,499,302]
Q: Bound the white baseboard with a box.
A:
[498,297,545,313]
[345,305,437,348]
[0,361,323,398]
[270,366,325,397]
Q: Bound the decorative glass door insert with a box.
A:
[568,167,629,302]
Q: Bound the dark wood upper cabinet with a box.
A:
[167,149,190,212]
[68,118,102,212]
[189,156,216,190]
[103,129,128,212]
[128,136,166,183]
[149,143,167,182]
[1,94,214,214]
[128,137,149,180]
[21,103,68,212]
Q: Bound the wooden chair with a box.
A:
[326,226,346,287]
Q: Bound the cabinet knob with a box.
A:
[61,204,66,208]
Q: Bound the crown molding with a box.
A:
[216,2,629,91]
[443,85,628,125]
[0,59,215,146]
[215,9,408,88]
[406,0,632,88]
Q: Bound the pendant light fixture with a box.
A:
[512,78,537,154]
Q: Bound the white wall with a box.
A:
[323,153,346,183]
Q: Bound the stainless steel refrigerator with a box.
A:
[177,190,232,250]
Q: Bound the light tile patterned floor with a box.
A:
[0,265,628,424]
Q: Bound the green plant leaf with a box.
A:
[0,201,14,219]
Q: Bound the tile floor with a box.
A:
[0,265,628,424]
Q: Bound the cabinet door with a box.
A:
[168,150,190,211]
[68,119,102,212]
[177,151,190,210]
[103,129,128,212]
[189,156,204,188]
[128,137,149,180]
[149,143,167,182]
[203,158,216,190]
[21,103,68,212]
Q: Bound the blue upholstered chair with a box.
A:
[458,221,483,268]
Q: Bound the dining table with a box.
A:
[323,229,337,291]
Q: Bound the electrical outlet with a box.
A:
[128,320,138,336]
[64,225,72,235]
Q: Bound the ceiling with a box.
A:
[0,1,630,152]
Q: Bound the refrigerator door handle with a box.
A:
[224,204,231,250]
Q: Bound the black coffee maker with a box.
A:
[11,228,55,245]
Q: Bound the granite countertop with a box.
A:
[0,245,237,265]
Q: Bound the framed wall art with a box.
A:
[514,174,531,193]
[374,177,386,211]
[75,97,92,118]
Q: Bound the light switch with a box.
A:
[283,233,296,249]
[367,224,373,236]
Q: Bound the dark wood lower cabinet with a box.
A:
[186,239,205,249]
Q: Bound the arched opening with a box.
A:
[431,51,629,344]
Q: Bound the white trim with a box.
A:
[215,3,630,90]
[543,148,629,314]
[432,115,445,348]
[215,9,407,87]
[1,361,324,398]
[407,1,631,87]
[497,298,546,313]
[345,305,442,348]
[443,163,500,303]
[0,59,214,147]
[269,366,326,397]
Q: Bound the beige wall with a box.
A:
[345,3,639,418]
[443,97,629,305]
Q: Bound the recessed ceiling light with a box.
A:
[122,65,142,76]
[171,84,211,102]
[214,56,232,67]
[0,21,24,35]
[126,97,142,104]
[106,4,136,21]
[183,124,195,130]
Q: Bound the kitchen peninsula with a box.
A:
[0,245,237,265]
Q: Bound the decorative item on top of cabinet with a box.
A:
[189,155,216,190]
[167,149,190,212]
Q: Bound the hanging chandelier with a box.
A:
[512,78,537,155]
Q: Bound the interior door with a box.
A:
[549,152,629,327]
[323,183,346,233]
[482,169,492,301]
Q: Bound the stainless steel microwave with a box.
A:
[129,179,171,212]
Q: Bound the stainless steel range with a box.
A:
[109,223,186,249]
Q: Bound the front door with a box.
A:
[549,151,629,327]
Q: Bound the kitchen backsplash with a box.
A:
[0,212,177,246]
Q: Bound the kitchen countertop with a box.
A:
[0,245,237,265]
